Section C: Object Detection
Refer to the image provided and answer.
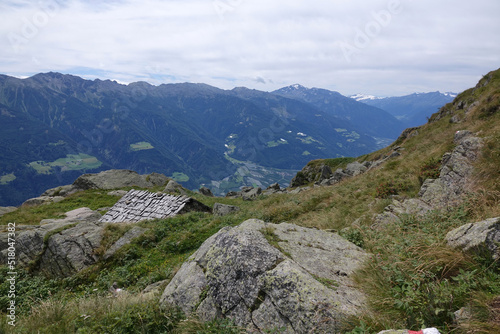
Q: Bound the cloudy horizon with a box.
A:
[0,0,499,97]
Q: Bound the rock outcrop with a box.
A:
[21,170,171,207]
[74,169,169,191]
[419,130,483,208]
[290,163,332,187]
[446,217,500,260]
[199,187,214,197]
[39,220,104,277]
[373,131,483,228]
[0,208,103,277]
[160,219,369,333]
[0,206,158,277]
[290,148,403,188]
[164,180,187,195]
[225,186,263,200]
[262,183,284,196]
[99,190,211,223]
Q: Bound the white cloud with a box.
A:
[0,0,499,96]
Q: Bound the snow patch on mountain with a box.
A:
[350,94,383,101]
[351,91,457,102]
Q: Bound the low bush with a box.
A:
[375,181,409,198]
[418,158,442,185]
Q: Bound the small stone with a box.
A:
[454,306,472,324]
[107,190,128,197]
[241,187,262,201]
[213,203,240,216]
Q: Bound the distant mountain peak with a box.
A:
[276,84,308,92]
[349,94,383,102]
[443,92,458,98]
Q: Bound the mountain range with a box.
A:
[351,91,456,127]
[0,73,449,206]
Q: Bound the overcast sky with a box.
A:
[0,0,499,96]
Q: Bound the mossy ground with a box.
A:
[0,69,499,333]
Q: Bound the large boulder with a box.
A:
[0,208,104,277]
[39,220,104,277]
[344,161,368,176]
[446,217,500,260]
[160,219,369,333]
[73,169,168,190]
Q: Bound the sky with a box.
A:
[0,0,499,96]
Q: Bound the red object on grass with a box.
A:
[408,331,424,334]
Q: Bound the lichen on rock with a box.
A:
[160,219,369,333]
[446,217,500,260]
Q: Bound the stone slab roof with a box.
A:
[99,189,211,223]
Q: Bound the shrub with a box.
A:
[375,181,408,198]
[418,158,442,184]
[339,228,365,248]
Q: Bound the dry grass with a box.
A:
[4,291,182,334]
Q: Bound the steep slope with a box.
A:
[273,84,406,141]
[264,68,500,333]
[228,87,376,167]
[357,91,456,127]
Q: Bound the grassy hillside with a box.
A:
[0,69,499,333]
